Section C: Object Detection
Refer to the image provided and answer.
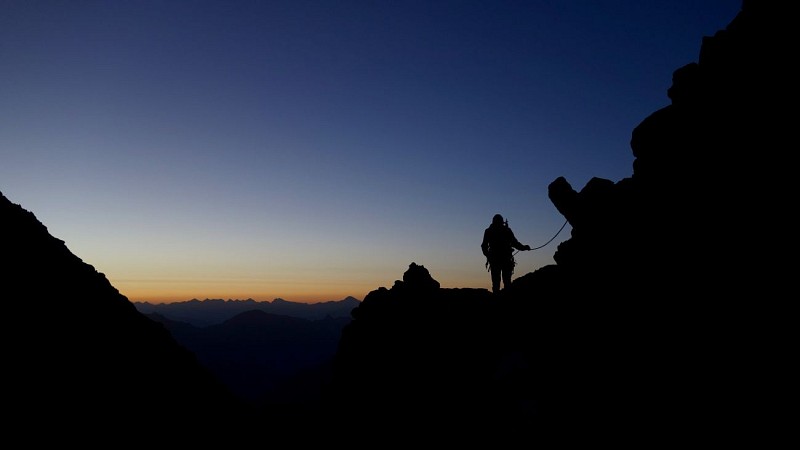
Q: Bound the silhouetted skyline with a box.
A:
[0,1,741,302]
[3,2,783,440]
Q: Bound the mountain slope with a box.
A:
[147,310,350,405]
[323,2,788,444]
[2,192,246,441]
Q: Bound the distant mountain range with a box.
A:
[146,309,350,405]
[134,296,360,326]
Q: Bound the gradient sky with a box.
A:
[1,0,742,303]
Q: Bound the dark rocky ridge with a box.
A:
[322,1,787,443]
[2,192,247,442]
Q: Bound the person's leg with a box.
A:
[490,265,501,293]
[502,260,513,290]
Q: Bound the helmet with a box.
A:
[492,214,504,225]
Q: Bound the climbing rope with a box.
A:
[487,219,570,272]
[530,219,569,251]
[513,219,569,256]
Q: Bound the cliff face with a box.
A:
[1,193,244,439]
[543,2,785,431]
[548,1,780,298]
[327,2,786,442]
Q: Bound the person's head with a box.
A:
[492,214,504,226]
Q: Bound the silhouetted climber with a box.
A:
[481,214,530,294]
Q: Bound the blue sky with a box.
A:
[0,0,742,302]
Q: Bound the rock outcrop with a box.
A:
[325,2,787,443]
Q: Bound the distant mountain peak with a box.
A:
[133,295,361,326]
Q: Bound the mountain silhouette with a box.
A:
[1,192,249,443]
[146,309,350,407]
[1,1,785,445]
[134,296,359,326]
[321,2,786,444]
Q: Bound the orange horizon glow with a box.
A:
[127,291,363,304]
[107,272,383,304]
[110,272,493,304]
[116,283,370,304]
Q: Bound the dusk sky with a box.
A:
[1,1,742,303]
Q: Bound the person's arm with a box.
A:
[510,230,531,251]
[481,230,490,257]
